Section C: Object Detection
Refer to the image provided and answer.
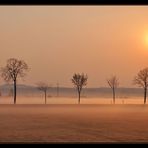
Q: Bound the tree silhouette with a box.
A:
[0,58,28,104]
[107,75,119,104]
[133,67,148,104]
[36,82,50,104]
[71,73,88,104]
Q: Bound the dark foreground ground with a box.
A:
[0,104,148,143]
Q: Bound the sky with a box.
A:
[0,6,148,88]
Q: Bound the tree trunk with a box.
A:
[78,91,81,104]
[14,80,16,104]
[113,87,115,104]
[45,90,47,104]
[144,87,147,104]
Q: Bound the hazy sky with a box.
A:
[0,6,148,87]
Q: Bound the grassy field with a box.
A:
[0,103,148,143]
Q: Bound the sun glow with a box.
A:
[144,33,148,48]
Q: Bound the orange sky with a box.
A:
[0,6,148,87]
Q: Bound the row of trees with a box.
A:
[71,73,118,104]
[72,68,148,105]
[0,58,148,105]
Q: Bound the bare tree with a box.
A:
[133,67,148,104]
[71,73,88,104]
[0,58,28,104]
[107,75,119,104]
[36,82,50,104]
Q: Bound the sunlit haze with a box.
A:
[1,6,148,87]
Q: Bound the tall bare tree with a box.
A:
[107,75,119,104]
[71,73,88,104]
[36,82,50,104]
[133,67,148,104]
[0,58,28,104]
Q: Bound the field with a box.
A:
[0,98,148,143]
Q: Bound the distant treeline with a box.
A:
[0,84,143,98]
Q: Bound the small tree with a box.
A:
[107,75,119,104]
[133,67,148,104]
[36,82,50,104]
[71,73,88,104]
[0,58,28,104]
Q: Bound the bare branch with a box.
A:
[0,58,29,82]
[36,82,50,92]
[133,67,148,88]
[107,75,119,89]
